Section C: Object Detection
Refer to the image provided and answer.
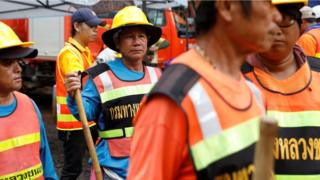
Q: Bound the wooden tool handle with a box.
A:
[253,116,278,180]
[75,89,103,180]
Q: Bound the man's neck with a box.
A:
[73,35,88,48]
[259,52,298,80]
[0,92,13,106]
[197,28,246,81]
[122,58,143,72]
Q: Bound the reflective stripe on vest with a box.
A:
[0,132,40,153]
[268,110,320,127]
[100,84,154,103]
[98,127,134,138]
[98,71,113,92]
[146,66,158,83]
[0,163,43,179]
[188,82,259,171]
[245,80,264,111]
[56,96,77,122]
[188,82,221,139]
[0,92,43,179]
[276,174,320,180]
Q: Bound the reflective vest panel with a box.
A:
[0,92,43,179]
[183,80,262,179]
[92,65,161,138]
[244,65,320,179]
[55,44,95,130]
[89,64,161,158]
[269,110,320,179]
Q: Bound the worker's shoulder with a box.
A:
[13,91,36,107]
[83,63,111,79]
[307,56,320,72]
[148,63,200,105]
[301,29,320,40]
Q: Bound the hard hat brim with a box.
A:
[102,24,162,52]
[272,0,307,5]
[0,46,38,60]
[0,41,35,50]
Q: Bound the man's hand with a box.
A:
[64,71,81,98]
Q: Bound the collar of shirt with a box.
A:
[247,44,306,71]
[68,37,91,55]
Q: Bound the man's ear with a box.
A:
[74,22,81,32]
[215,0,234,22]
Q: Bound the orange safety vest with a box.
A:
[146,50,264,179]
[56,42,95,130]
[242,57,320,179]
[0,91,43,179]
[305,29,320,58]
[84,63,161,157]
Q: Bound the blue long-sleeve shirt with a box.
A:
[67,60,144,178]
[0,94,58,180]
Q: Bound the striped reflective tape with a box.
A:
[188,82,221,139]
[98,127,134,138]
[191,117,259,171]
[267,110,320,127]
[100,84,153,103]
[0,132,40,153]
[276,174,320,180]
[56,96,67,104]
[146,66,158,84]
[245,80,264,111]
[98,71,113,92]
[57,114,78,122]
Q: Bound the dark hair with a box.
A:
[276,3,304,27]
[71,22,76,37]
[195,0,251,36]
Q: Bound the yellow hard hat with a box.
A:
[272,0,307,5]
[0,21,37,59]
[102,6,162,52]
[0,21,34,50]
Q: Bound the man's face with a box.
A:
[228,0,281,53]
[116,27,148,61]
[78,22,98,43]
[260,13,300,60]
[0,59,22,94]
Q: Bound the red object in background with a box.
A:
[2,19,29,42]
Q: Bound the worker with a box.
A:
[146,37,169,66]
[243,0,320,179]
[55,8,105,179]
[127,0,281,179]
[312,5,320,24]
[300,6,316,33]
[63,6,162,179]
[96,45,123,64]
[297,5,320,57]
[96,47,118,63]
[0,21,57,179]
